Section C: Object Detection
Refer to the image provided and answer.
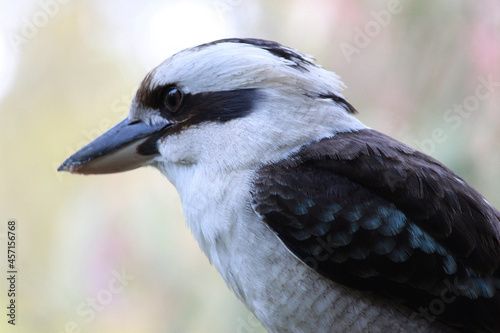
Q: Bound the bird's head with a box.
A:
[58,38,365,179]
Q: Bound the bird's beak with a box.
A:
[58,118,171,175]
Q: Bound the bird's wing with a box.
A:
[251,129,500,332]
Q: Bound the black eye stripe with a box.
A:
[135,84,170,110]
[178,89,261,123]
[136,86,261,131]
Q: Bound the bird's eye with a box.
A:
[164,87,183,113]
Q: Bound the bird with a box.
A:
[58,38,500,333]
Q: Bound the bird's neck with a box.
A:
[159,161,254,265]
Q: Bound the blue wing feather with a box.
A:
[251,129,500,332]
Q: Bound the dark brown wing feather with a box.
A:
[251,129,500,332]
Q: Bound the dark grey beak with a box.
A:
[58,118,171,174]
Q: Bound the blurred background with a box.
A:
[0,0,499,332]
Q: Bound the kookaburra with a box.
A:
[59,38,500,333]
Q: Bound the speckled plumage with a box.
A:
[252,129,500,332]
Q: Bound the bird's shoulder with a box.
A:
[250,128,500,332]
